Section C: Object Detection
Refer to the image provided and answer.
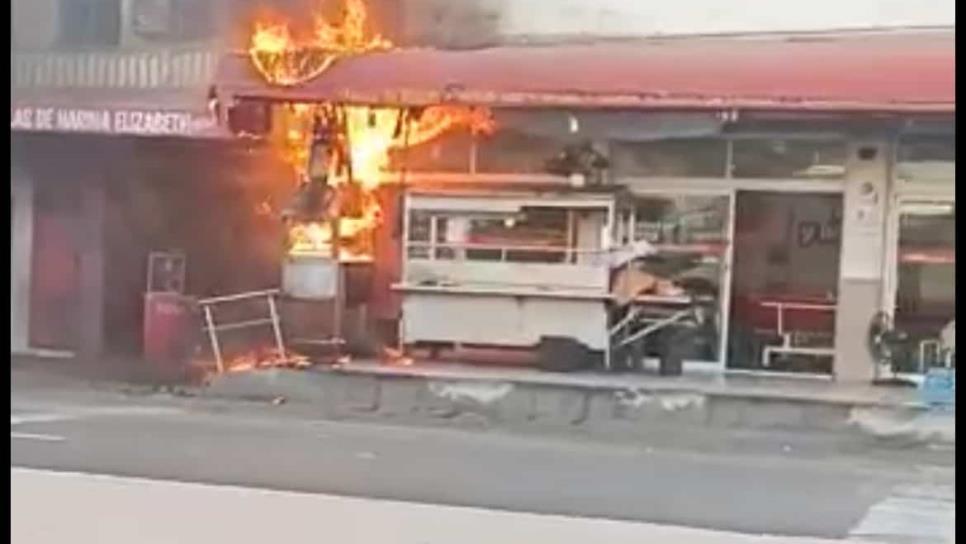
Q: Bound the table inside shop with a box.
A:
[758,299,836,368]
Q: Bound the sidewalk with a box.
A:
[203,359,954,446]
[336,360,926,408]
[12,353,953,446]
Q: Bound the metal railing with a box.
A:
[405,241,622,266]
[197,289,285,374]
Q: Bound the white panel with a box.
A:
[282,256,338,300]
[11,167,34,353]
[402,293,609,350]
[12,48,217,90]
[840,142,890,280]
[499,0,954,38]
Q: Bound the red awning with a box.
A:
[214,29,955,113]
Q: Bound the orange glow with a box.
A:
[222,348,310,374]
[250,0,496,262]
[382,347,414,366]
[287,199,381,261]
[276,102,493,262]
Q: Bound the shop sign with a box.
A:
[797,219,841,247]
[10,105,219,137]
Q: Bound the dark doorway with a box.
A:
[727,191,843,374]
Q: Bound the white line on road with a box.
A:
[848,482,955,544]
[11,432,66,442]
[11,468,846,544]
[11,414,74,426]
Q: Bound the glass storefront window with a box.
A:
[611,139,727,178]
[898,136,955,163]
[894,201,956,371]
[896,135,955,184]
[475,130,570,174]
[731,138,846,179]
[389,133,473,173]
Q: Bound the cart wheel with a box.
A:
[629,339,646,372]
[659,328,691,376]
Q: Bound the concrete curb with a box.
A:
[202,368,955,447]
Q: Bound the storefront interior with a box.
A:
[727,192,842,374]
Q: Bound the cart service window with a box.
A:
[406,211,432,259]
[405,206,578,264]
[466,208,568,263]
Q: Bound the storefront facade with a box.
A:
[386,116,955,380]
[213,27,953,381]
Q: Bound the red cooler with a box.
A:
[143,292,200,380]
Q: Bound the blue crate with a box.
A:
[920,367,956,407]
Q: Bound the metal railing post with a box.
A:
[203,305,224,373]
[266,293,286,358]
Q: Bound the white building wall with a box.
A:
[497,0,954,40]
[11,164,34,353]
[834,140,893,381]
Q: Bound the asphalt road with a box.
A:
[14,468,853,544]
[11,371,955,542]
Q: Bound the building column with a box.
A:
[77,173,107,361]
[11,164,34,354]
[833,139,892,382]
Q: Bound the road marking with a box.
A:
[10,406,184,427]
[11,432,66,442]
[10,413,74,426]
[848,482,955,544]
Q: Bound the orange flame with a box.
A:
[250,0,496,262]
[250,0,390,87]
[222,347,311,374]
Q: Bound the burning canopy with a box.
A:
[218,28,954,113]
[220,4,953,262]
[242,0,495,262]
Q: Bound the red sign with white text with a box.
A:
[10,104,225,138]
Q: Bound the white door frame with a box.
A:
[623,182,735,372]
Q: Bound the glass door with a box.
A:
[887,199,956,373]
[726,191,843,375]
[625,189,734,370]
